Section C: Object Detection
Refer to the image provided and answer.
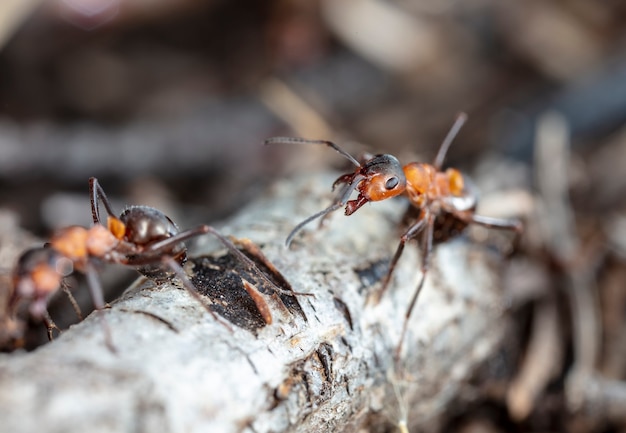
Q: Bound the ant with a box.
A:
[6,177,289,350]
[266,113,522,358]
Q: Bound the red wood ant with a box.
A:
[266,113,522,357]
[6,177,286,350]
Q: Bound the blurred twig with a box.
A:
[532,111,626,423]
[259,77,334,139]
[534,111,599,402]
[507,297,561,421]
[320,0,440,73]
[0,0,41,50]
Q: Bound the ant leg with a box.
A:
[456,212,523,249]
[143,225,212,254]
[42,311,61,341]
[376,215,428,302]
[395,213,435,362]
[468,214,523,233]
[231,237,311,298]
[332,173,354,191]
[144,226,311,300]
[161,256,233,332]
[433,113,468,171]
[89,177,117,225]
[318,179,358,228]
[0,316,25,348]
[286,174,365,247]
[84,262,116,353]
[61,280,83,321]
[205,229,313,299]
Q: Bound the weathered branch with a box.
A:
[0,173,511,432]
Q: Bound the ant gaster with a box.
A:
[266,113,522,358]
[8,177,284,349]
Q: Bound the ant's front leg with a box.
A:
[331,173,354,191]
[375,212,427,303]
[395,212,435,362]
[143,226,212,255]
[161,256,234,332]
[287,174,365,247]
[140,224,288,298]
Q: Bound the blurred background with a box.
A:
[2,0,626,431]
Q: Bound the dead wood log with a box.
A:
[0,173,511,432]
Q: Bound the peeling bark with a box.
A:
[0,173,511,432]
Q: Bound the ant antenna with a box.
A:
[285,174,365,247]
[89,177,118,225]
[433,112,468,171]
[264,137,362,168]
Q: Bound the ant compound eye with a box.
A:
[385,176,399,190]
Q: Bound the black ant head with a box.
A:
[119,206,180,247]
[265,136,411,247]
[12,247,70,318]
[342,154,407,215]
[118,206,188,280]
[119,206,186,255]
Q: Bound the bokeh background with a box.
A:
[2,0,626,431]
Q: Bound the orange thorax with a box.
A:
[403,163,465,207]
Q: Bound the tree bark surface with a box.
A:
[0,173,510,433]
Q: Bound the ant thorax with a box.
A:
[403,163,477,213]
[50,225,120,266]
[402,163,437,207]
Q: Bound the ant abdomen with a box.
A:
[12,247,68,318]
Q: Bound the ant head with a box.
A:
[119,206,182,251]
[119,206,190,280]
[266,137,407,246]
[12,248,70,309]
[345,154,407,215]
[359,154,407,200]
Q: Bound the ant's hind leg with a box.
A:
[469,214,522,233]
[460,212,523,250]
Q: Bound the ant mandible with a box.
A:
[8,177,279,349]
[266,113,522,358]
